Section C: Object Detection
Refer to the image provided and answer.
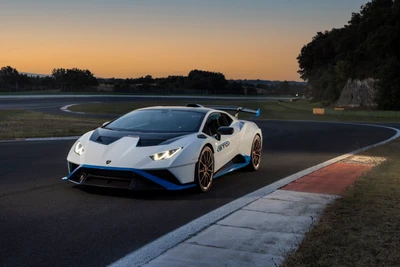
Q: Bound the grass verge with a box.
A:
[0,110,103,139]
[69,100,400,122]
[0,92,283,97]
[282,137,400,266]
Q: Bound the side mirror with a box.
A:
[214,127,234,141]
[217,126,234,135]
[102,121,110,127]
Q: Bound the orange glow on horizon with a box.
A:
[0,0,369,81]
[1,31,304,81]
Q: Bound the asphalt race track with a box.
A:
[0,95,288,115]
[0,96,399,266]
[0,121,396,267]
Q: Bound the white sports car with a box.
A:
[63,104,262,192]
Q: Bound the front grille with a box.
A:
[69,167,164,190]
[81,167,135,179]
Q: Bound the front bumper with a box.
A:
[64,163,196,190]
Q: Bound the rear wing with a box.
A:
[208,106,260,119]
[185,104,260,119]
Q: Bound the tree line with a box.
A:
[0,66,304,96]
[0,66,98,92]
[297,0,400,109]
[102,70,304,96]
[109,70,235,95]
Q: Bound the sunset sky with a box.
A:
[1,0,369,81]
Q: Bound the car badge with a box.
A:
[106,160,112,164]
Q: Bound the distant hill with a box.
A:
[232,79,306,86]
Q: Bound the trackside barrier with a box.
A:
[313,108,325,115]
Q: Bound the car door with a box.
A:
[202,112,238,171]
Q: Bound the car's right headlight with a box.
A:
[74,141,85,156]
[150,147,182,161]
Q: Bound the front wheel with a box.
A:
[248,135,262,171]
[195,146,214,192]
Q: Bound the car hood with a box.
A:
[68,129,201,169]
[89,127,193,146]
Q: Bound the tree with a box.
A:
[187,69,228,94]
[0,66,19,88]
[52,67,98,91]
[52,68,67,91]
[297,0,400,109]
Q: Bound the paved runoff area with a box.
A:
[144,155,383,267]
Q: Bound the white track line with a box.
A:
[60,104,86,114]
[108,123,400,267]
[0,136,80,143]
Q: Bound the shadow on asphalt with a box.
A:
[74,184,201,200]
[71,170,246,200]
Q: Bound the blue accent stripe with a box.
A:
[65,164,196,190]
[214,155,251,179]
[251,108,261,119]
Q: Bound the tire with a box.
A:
[195,146,214,192]
[248,135,262,171]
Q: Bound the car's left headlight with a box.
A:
[74,141,85,156]
[150,147,182,161]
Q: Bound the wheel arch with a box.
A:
[203,143,215,154]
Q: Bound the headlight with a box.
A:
[150,147,182,161]
[74,141,85,155]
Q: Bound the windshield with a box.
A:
[104,109,205,132]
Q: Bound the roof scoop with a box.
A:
[185,103,204,107]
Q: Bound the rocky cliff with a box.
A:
[336,78,377,108]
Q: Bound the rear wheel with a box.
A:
[248,135,262,171]
[195,146,214,192]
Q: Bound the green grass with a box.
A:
[2,99,400,139]
[0,110,104,139]
[324,108,400,119]
[282,137,400,266]
[69,100,400,122]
